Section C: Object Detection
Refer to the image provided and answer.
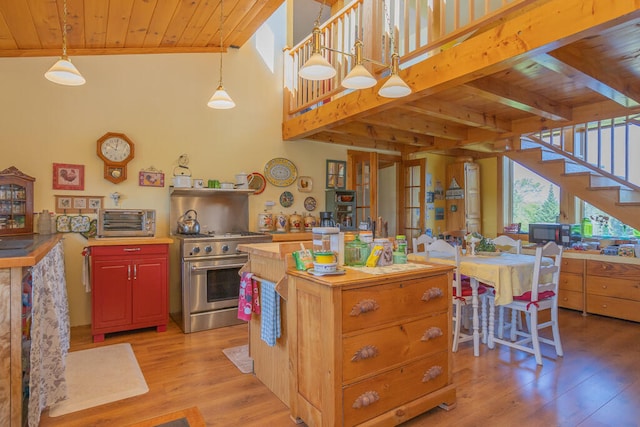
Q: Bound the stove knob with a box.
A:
[221,244,229,253]
[204,245,212,253]
[192,246,200,254]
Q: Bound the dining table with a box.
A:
[408,250,548,356]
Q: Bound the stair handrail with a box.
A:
[522,134,640,194]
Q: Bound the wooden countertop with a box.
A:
[0,233,63,268]
[269,232,312,242]
[238,241,312,260]
[87,236,174,246]
[522,247,640,265]
[287,262,453,288]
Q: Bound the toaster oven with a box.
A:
[97,209,156,238]
[528,223,571,247]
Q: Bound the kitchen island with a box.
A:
[239,242,457,426]
[288,264,456,426]
[0,233,66,427]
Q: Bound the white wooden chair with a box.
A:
[425,239,487,353]
[412,234,435,253]
[490,235,523,339]
[489,241,564,365]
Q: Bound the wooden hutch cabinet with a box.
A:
[0,166,34,235]
[90,244,168,342]
[445,159,480,233]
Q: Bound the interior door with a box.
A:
[347,150,401,236]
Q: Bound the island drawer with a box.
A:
[342,312,448,382]
[342,351,448,427]
[341,275,449,333]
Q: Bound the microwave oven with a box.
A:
[97,209,156,238]
[528,223,571,246]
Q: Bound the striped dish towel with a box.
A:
[260,279,281,347]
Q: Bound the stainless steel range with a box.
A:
[169,188,271,333]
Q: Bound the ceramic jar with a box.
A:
[303,213,317,232]
[289,211,303,233]
[275,212,288,232]
[258,211,273,232]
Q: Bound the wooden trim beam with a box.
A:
[464,76,573,121]
[305,132,403,152]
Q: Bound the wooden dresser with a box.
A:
[287,264,456,426]
[586,259,640,322]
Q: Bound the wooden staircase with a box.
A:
[505,137,640,230]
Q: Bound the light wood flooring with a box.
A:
[38,309,640,427]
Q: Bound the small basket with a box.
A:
[503,223,521,234]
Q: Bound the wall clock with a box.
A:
[97,132,135,184]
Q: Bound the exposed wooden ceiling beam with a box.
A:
[401,98,512,132]
[325,122,436,147]
[533,50,640,108]
[360,111,467,140]
[304,132,404,152]
[464,76,573,121]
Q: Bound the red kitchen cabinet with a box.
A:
[90,244,168,342]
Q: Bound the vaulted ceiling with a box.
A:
[0,0,286,57]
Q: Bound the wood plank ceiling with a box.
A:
[282,0,640,158]
[0,0,285,57]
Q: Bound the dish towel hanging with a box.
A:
[237,272,254,321]
[260,279,281,347]
[81,247,91,293]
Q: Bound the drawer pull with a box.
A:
[350,299,380,316]
[421,327,443,341]
[422,365,443,383]
[352,391,380,409]
[351,345,379,362]
[421,287,444,302]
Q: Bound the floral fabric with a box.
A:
[28,241,70,427]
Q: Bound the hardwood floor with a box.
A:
[38,309,639,427]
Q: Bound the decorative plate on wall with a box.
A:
[264,158,298,187]
[304,196,317,211]
[247,172,266,195]
[279,191,294,207]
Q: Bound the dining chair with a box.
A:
[442,230,467,247]
[490,235,523,339]
[412,234,435,253]
[425,239,487,353]
[489,241,564,365]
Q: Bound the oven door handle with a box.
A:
[190,262,246,272]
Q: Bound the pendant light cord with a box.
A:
[218,0,224,86]
[62,0,68,57]
[314,0,326,28]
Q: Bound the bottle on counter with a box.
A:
[395,234,407,255]
[581,217,593,238]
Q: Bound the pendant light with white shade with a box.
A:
[207,0,235,109]
[45,0,85,86]
[298,0,411,98]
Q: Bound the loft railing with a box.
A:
[284,0,531,117]
[528,114,640,190]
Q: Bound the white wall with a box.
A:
[0,5,347,326]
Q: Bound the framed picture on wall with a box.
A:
[53,163,85,190]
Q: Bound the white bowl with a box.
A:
[220,182,234,189]
[313,262,337,273]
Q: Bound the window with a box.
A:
[506,160,560,232]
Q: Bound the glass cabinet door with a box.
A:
[0,167,34,235]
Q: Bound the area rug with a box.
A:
[222,344,253,374]
[128,406,206,427]
[48,343,149,417]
